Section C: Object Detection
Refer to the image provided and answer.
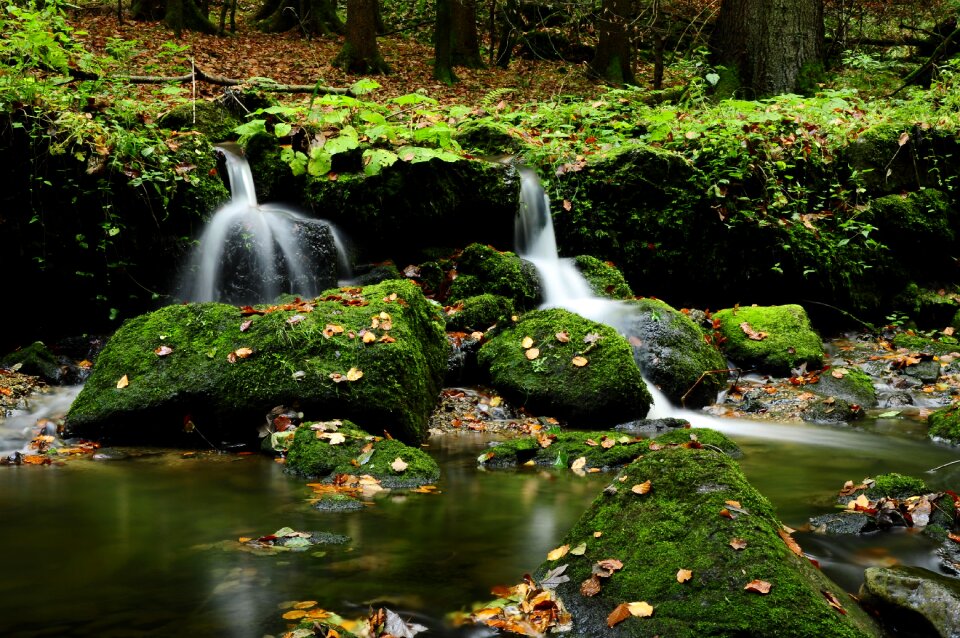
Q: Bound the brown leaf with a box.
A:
[570,456,587,471]
[631,481,651,495]
[831,368,849,378]
[822,590,847,614]
[778,528,803,556]
[555,331,570,343]
[729,538,748,550]
[607,604,631,628]
[719,508,734,519]
[571,356,588,367]
[525,347,540,360]
[898,131,910,146]
[116,374,129,389]
[234,347,253,358]
[580,576,602,597]
[739,322,768,341]
[596,558,624,573]
[744,579,772,594]
[676,569,692,583]
[600,437,615,449]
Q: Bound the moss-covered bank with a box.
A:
[536,433,880,637]
[714,304,824,375]
[478,308,651,427]
[65,280,446,445]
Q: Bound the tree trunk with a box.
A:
[451,0,484,68]
[589,0,636,86]
[495,0,522,68]
[334,0,390,74]
[132,0,215,34]
[713,0,824,97]
[256,0,344,35]
[434,0,458,83]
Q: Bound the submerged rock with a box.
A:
[810,366,878,408]
[621,298,729,408]
[478,308,652,428]
[714,304,824,376]
[534,430,880,637]
[861,566,960,638]
[64,280,446,445]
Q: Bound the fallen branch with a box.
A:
[926,458,960,473]
[888,22,960,97]
[680,368,739,408]
[67,64,353,95]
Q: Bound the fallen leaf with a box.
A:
[525,347,540,360]
[293,601,318,610]
[555,331,570,343]
[631,481,651,495]
[583,332,601,344]
[540,564,570,589]
[234,347,253,358]
[282,610,308,620]
[729,538,748,550]
[778,528,803,556]
[391,457,408,472]
[571,356,588,367]
[719,508,734,519]
[521,336,534,348]
[329,372,345,383]
[744,579,772,594]
[949,532,960,544]
[831,368,849,378]
[570,456,587,471]
[725,499,742,508]
[362,331,377,343]
[739,322,768,341]
[898,131,910,146]
[116,374,129,389]
[570,542,587,555]
[600,437,615,449]
[154,345,173,356]
[580,576,602,597]
[594,531,603,538]
[346,367,364,381]
[240,319,253,332]
[607,604,631,628]
[823,590,846,614]
[547,545,570,560]
[627,601,654,618]
[324,432,346,445]
[676,569,692,583]
[595,558,624,573]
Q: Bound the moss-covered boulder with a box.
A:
[861,566,960,638]
[478,309,652,427]
[445,294,515,332]
[534,433,880,637]
[620,299,729,408]
[1,341,64,384]
[448,243,541,309]
[574,255,633,299]
[158,100,243,142]
[64,280,446,445]
[285,419,439,487]
[479,427,741,470]
[928,403,960,445]
[714,304,823,375]
[810,366,877,407]
[868,190,958,276]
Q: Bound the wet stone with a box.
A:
[809,511,878,535]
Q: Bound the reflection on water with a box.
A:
[1,391,959,637]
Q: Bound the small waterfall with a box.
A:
[179,145,351,305]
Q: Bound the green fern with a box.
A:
[480,87,517,110]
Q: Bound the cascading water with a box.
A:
[179,144,351,305]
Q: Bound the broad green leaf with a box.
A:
[359,110,387,125]
[307,147,331,176]
[234,119,267,144]
[362,148,398,176]
[350,78,381,95]
[325,125,359,155]
[280,147,308,176]
[391,93,438,106]
[274,122,292,138]
[878,410,901,418]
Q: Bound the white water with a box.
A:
[180,144,351,304]
[514,169,914,449]
[0,385,83,456]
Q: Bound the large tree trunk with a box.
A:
[334,0,390,74]
[713,0,824,97]
[132,0,215,35]
[589,0,636,86]
[451,0,484,68]
[256,0,344,35]
[434,0,458,83]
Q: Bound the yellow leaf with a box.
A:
[346,367,364,382]
[570,542,587,555]
[489,396,502,407]
[116,374,129,389]
[521,336,534,349]
[676,569,692,583]
[362,331,377,343]
[325,432,346,445]
[572,356,588,367]
[391,457,408,472]
[627,601,654,618]
[631,480,651,495]
[282,610,307,620]
[547,544,570,560]
[525,347,540,360]
[293,600,318,610]
[234,347,253,358]
[571,456,587,471]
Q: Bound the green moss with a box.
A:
[652,427,743,458]
[159,100,242,142]
[286,420,439,487]
[454,120,525,156]
[65,280,446,445]
[622,298,728,408]
[574,255,633,299]
[1,341,62,383]
[869,473,928,499]
[478,308,652,427]
[481,430,647,470]
[535,439,880,637]
[448,243,541,309]
[929,403,960,444]
[714,304,823,375]
[892,332,960,357]
[811,366,877,407]
[445,294,515,332]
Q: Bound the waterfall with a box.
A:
[179,144,351,305]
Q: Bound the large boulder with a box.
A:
[64,280,446,445]
[532,431,880,637]
[447,243,541,310]
[928,403,960,445]
[861,566,960,638]
[620,298,729,408]
[713,304,824,376]
[478,308,652,427]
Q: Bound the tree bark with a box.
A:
[589,0,637,86]
[334,0,390,74]
[713,0,824,97]
[434,0,458,83]
[132,0,216,35]
[451,0,484,68]
[495,0,522,68]
[255,0,344,35]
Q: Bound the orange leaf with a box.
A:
[525,347,540,360]
[778,528,803,556]
[571,356,588,367]
[234,347,253,358]
[744,579,772,594]
[607,603,631,628]
[362,331,377,343]
[282,610,307,620]
[822,590,846,614]
[293,600,318,610]
[739,322,768,341]
[627,601,654,618]
[631,481,651,495]
[719,508,734,519]
[676,569,692,583]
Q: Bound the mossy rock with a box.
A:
[445,294,515,332]
[714,304,823,375]
[534,435,880,637]
[802,397,864,424]
[892,332,960,357]
[448,243,541,309]
[1,341,64,384]
[861,566,960,638]
[159,100,242,142]
[810,366,877,407]
[478,308,651,427]
[866,473,929,500]
[64,280,446,445]
[928,403,960,444]
[574,255,633,299]
[621,299,729,408]
[454,120,525,156]
[285,420,439,487]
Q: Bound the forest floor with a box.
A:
[68,3,622,111]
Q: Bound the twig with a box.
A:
[680,368,738,408]
[926,458,960,473]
